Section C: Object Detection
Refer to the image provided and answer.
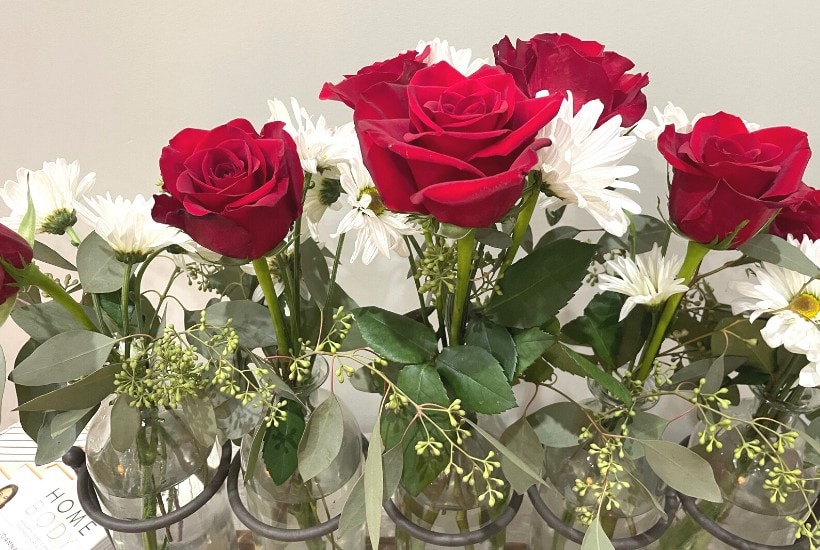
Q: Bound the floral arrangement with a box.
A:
[1,30,819,550]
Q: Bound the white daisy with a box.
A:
[536,92,641,236]
[1,159,95,234]
[798,357,820,388]
[76,194,190,262]
[331,160,416,265]
[597,245,689,321]
[730,235,820,369]
[416,38,489,75]
[632,102,760,141]
[268,97,359,239]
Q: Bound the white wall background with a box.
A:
[2,1,819,432]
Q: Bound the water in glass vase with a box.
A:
[84,403,236,550]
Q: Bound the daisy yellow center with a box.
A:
[789,293,820,320]
[361,188,385,216]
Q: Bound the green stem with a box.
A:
[635,240,710,381]
[326,234,345,312]
[8,262,97,331]
[65,226,81,246]
[121,262,133,357]
[450,230,475,347]
[403,235,431,329]
[252,257,291,357]
[499,183,539,278]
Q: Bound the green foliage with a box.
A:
[465,318,517,381]
[12,301,98,343]
[297,394,344,481]
[597,214,670,257]
[397,364,449,406]
[263,401,305,485]
[528,402,588,448]
[354,307,438,364]
[740,233,820,278]
[640,440,722,502]
[11,330,115,386]
[581,517,615,550]
[436,346,517,414]
[512,327,554,376]
[76,232,125,293]
[560,345,632,406]
[499,418,544,493]
[110,395,141,452]
[364,421,385,548]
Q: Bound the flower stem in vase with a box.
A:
[136,410,161,550]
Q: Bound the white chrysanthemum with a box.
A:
[536,92,641,236]
[598,245,689,321]
[798,357,820,388]
[1,159,95,234]
[76,194,190,261]
[416,38,489,75]
[331,160,416,265]
[632,102,760,141]
[268,97,360,238]
[730,235,820,387]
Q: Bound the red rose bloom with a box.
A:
[352,62,563,228]
[0,223,33,304]
[658,112,811,248]
[152,119,303,259]
[320,50,427,109]
[493,33,648,127]
[770,183,820,241]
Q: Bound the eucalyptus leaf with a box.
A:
[512,328,554,375]
[12,301,98,343]
[486,239,598,328]
[466,421,546,490]
[436,346,517,414]
[382,442,404,501]
[212,391,263,441]
[740,233,820,278]
[110,395,141,452]
[76,232,126,293]
[561,346,632,406]
[33,241,76,270]
[354,307,438,364]
[581,517,615,550]
[35,408,95,465]
[11,331,115,386]
[528,402,588,448]
[181,395,217,448]
[298,395,344,481]
[623,412,669,459]
[466,319,517,381]
[299,238,330,308]
[640,440,722,502]
[800,419,820,465]
[499,418,544,493]
[364,421,384,548]
[51,407,95,438]
[710,318,776,373]
[437,223,472,239]
[204,300,277,349]
[397,364,449,406]
[475,227,513,249]
[702,355,726,394]
[338,474,365,537]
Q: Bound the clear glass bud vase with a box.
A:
[665,385,820,549]
[85,400,235,550]
[394,431,511,550]
[530,381,667,550]
[240,360,365,550]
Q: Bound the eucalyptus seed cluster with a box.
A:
[114,323,215,408]
[416,242,457,295]
[787,516,820,549]
[573,437,631,525]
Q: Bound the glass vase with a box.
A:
[240,359,365,550]
[394,431,511,550]
[85,400,236,550]
[530,381,667,550]
[661,385,820,549]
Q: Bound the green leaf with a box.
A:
[563,292,624,371]
[204,300,277,349]
[16,363,119,411]
[466,421,546,491]
[640,440,722,502]
[581,517,615,550]
[466,319,517,381]
[338,474,365,537]
[486,240,597,328]
[561,346,632,406]
[624,412,669,459]
[33,241,76,270]
[710,318,776,373]
[212,390,263,441]
[512,328,554,375]
[110,395,141,452]
[12,301,97,343]
[181,395,217,449]
[667,356,746,387]
[298,394,344,481]
[382,442,404,502]
[76,232,126,293]
[397,364,449,406]
[299,239,330,308]
[51,407,95,438]
[799,420,820,465]
[399,418,449,496]
[475,227,512,249]
[263,401,305,485]
[528,402,588,448]
[534,226,580,250]
[364,421,384,548]
[354,307,438,364]
[740,233,820,278]
[11,330,115,385]
[35,408,95,465]
[499,418,544,493]
[245,351,301,404]
[436,346,517,414]
[597,214,670,257]
[702,355,726,394]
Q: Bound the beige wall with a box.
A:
[2,1,819,430]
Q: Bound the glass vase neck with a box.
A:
[289,356,329,399]
[587,378,657,412]
[751,384,820,417]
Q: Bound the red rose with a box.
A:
[493,33,648,127]
[152,119,303,259]
[770,183,820,241]
[658,112,811,248]
[320,50,427,109]
[352,62,563,228]
[0,223,33,304]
